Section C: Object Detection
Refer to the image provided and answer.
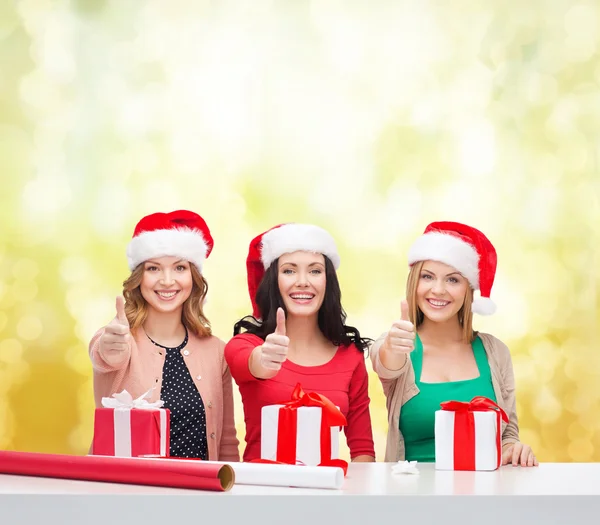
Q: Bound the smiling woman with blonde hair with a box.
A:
[89,210,238,461]
[370,221,538,467]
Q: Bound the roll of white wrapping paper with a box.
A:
[140,458,344,490]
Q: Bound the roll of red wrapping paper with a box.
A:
[0,451,234,492]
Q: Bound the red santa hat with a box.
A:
[126,210,214,272]
[246,223,340,318]
[407,221,498,315]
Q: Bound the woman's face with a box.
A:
[415,260,469,323]
[277,251,327,319]
[140,256,193,314]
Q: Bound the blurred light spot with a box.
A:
[0,1,18,40]
[65,344,91,375]
[12,259,39,280]
[458,120,496,177]
[132,142,159,174]
[556,136,589,172]
[22,177,72,216]
[139,180,180,211]
[568,422,593,442]
[524,73,558,105]
[564,5,598,63]
[13,280,38,303]
[91,184,130,239]
[0,339,23,363]
[532,387,562,423]
[60,257,91,284]
[0,311,6,333]
[16,315,43,341]
[568,438,594,461]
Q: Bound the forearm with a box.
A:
[352,454,375,463]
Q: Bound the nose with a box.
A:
[431,278,446,295]
[160,269,175,286]
[296,271,309,287]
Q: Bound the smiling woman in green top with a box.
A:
[370,221,538,467]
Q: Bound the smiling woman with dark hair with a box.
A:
[225,223,375,463]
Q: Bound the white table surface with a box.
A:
[0,462,599,495]
[1,463,599,525]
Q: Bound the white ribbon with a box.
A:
[392,460,420,475]
[101,388,164,410]
[101,388,168,457]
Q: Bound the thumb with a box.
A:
[274,307,286,336]
[115,296,129,326]
[401,299,410,322]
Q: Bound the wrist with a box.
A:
[249,346,278,379]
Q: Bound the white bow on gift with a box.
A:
[392,460,420,475]
[100,388,168,457]
[101,388,164,410]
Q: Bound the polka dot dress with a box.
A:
[149,328,208,459]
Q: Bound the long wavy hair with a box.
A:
[122,263,212,338]
[406,260,475,343]
[234,255,371,352]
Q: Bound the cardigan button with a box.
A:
[210,432,215,439]
[196,375,202,380]
[183,350,189,356]
[207,401,212,408]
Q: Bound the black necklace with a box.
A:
[145,326,188,351]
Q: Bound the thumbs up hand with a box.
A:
[382,299,416,356]
[259,307,290,371]
[99,296,132,359]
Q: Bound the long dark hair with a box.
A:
[234,256,371,352]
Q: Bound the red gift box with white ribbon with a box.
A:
[92,389,170,458]
[260,384,348,473]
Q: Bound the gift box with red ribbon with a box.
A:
[92,389,170,458]
[435,396,508,471]
[260,384,348,473]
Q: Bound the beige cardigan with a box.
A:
[370,332,520,462]
[89,328,240,462]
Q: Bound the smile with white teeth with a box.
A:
[290,293,315,300]
[156,290,179,300]
[427,298,450,308]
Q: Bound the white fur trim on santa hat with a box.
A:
[260,224,340,269]
[472,297,496,316]
[408,232,480,290]
[126,227,208,271]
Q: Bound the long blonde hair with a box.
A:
[122,263,212,338]
[406,260,475,343]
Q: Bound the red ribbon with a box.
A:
[440,396,508,470]
[271,383,349,475]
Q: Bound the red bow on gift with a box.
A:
[259,383,349,474]
[440,396,508,470]
[440,396,509,422]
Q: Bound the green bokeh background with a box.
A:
[0,0,599,461]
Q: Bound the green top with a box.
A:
[399,334,496,462]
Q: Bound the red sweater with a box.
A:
[225,333,375,462]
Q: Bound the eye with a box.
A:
[282,268,294,275]
[448,277,459,284]
[421,273,432,280]
[176,265,188,272]
[310,269,322,275]
[146,265,159,272]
